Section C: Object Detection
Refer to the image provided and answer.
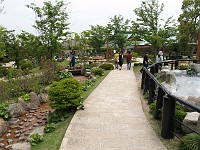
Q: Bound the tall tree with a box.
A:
[178,0,200,55]
[27,0,69,60]
[0,26,6,60]
[133,0,177,53]
[106,15,130,49]
[88,25,106,53]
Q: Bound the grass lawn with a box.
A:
[31,70,111,150]
[133,65,180,150]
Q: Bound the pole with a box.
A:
[106,40,109,60]
[197,32,200,63]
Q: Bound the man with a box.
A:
[114,51,119,69]
[126,51,132,70]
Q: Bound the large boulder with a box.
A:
[165,72,176,85]
[0,118,8,137]
[8,103,26,118]
[17,98,29,111]
[30,92,40,107]
[38,93,49,103]
[186,96,200,107]
[194,64,200,73]
[182,112,200,134]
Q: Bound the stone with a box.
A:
[33,123,39,127]
[30,126,44,137]
[24,132,30,136]
[171,70,183,76]
[165,72,176,85]
[0,143,5,148]
[17,98,29,111]
[18,137,25,142]
[19,122,24,126]
[14,131,20,134]
[182,112,200,134]
[6,133,11,138]
[38,93,49,103]
[194,64,200,73]
[14,133,20,138]
[8,103,26,118]
[5,145,12,150]
[186,96,200,106]
[196,116,200,133]
[29,110,35,113]
[10,125,17,129]
[7,130,11,133]
[8,118,19,124]
[7,139,13,144]
[25,123,30,127]
[26,103,39,110]
[0,138,4,142]
[30,92,40,107]
[0,118,8,137]
[12,142,31,150]
[84,72,91,77]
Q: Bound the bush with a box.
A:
[149,101,156,114]
[175,105,187,131]
[0,103,9,119]
[179,133,200,150]
[187,66,197,76]
[131,52,139,58]
[178,64,189,70]
[99,63,114,70]
[20,59,33,71]
[30,133,44,146]
[48,109,70,123]
[58,70,73,80]
[44,123,55,133]
[82,79,93,91]
[19,93,30,102]
[91,68,104,76]
[48,78,82,110]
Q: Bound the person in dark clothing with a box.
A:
[70,51,76,68]
[140,52,149,73]
[126,51,132,70]
[118,51,123,70]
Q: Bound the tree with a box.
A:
[0,0,4,14]
[0,26,6,60]
[178,0,200,55]
[106,15,130,49]
[87,25,106,53]
[27,0,70,60]
[133,0,177,53]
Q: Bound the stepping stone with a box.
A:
[6,133,11,138]
[5,145,12,150]
[7,139,13,144]
[14,131,20,134]
[0,143,4,148]
[19,122,24,126]
[14,133,20,138]
[29,110,35,113]
[25,123,30,127]
[10,125,17,129]
[24,132,30,136]
[0,138,4,142]
[18,137,25,142]
[33,123,39,127]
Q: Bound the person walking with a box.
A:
[114,51,119,69]
[140,52,149,73]
[70,51,76,68]
[118,51,124,70]
[126,51,132,70]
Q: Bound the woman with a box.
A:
[118,51,123,70]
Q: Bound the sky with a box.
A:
[0,0,183,35]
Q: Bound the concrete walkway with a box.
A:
[60,65,166,150]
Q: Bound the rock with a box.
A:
[30,92,40,107]
[186,96,200,106]
[7,139,13,145]
[6,133,11,138]
[38,93,49,103]
[171,70,183,76]
[18,137,25,142]
[8,103,26,118]
[165,72,176,85]
[84,72,91,77]
[5,145,12,150]
[30,126,44,137]
[17,98,29,111]
[0,143,4,148]
[182,112,200,134]
[14,133,20,138]
[0,138,4,142]
[0,118,8,137]
[196,116,200,132]
[8,118,19,125]
[26,103,39,110]
[12,143,31,150]
[44,86,50,94]
[194,64,200,73]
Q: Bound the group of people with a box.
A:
[114,50,132,70]
[141,50,164,73]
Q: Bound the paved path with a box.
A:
[60,65,166,150]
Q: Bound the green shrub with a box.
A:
[19,93,30,102]
[30,133,44,146]
[0,103,9,119]
[175,105,187,131]
[58,70,73,80]
[99,63,114,70]
[131,52,139,58]
[82,79,93,91]
[149,101,156,114]
[20,59,33,71]
[179,133,200,150]
[44,123,55,133]
[48,109,70,123]
[187,66,197,76]
[91,68,104,76]
[178,64,189,70]
[49,78,82,110]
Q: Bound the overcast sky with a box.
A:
[0,0,183,35]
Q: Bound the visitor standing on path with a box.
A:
[140,52,149,73]
[126,51,132,70]
[155,51,163,72]
[114,51,119,69]
[70,51,76,68]
[118,51,124,70]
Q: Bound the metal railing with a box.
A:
[141,59,200,140]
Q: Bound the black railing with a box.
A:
[141,59,200,140]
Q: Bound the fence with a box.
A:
[141,59,200,141]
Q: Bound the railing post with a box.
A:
[143,71,149,95]
[171,62,174,70]
[175,60,178,69]
[161,95,175,139]
[148,78,155,104]
[141,68,145,89]
[154,87,165,119]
